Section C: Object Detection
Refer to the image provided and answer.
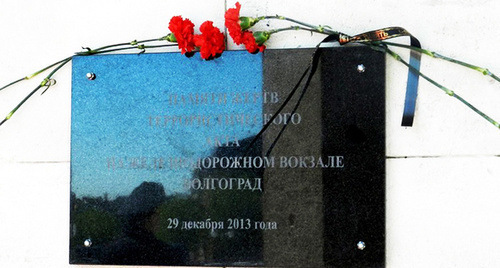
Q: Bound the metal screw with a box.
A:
[86,72,96,80]
[84,238,92,247]
[357,64,366,73]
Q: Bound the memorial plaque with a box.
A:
[70,46,385,267]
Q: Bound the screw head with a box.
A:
[86,73,96,80]
[84,238,92,247]
[357,241,366,250]
[357,64,366,73]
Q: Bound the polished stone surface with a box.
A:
[70,47,385,267]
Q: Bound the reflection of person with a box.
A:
[101,181,188,265]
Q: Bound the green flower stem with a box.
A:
[0,57,72,127]
[0,56,73,92]
[381,41,500,82]
[84,38,163,53]
[0,38,178,127]
[383,46,500,129]
[269,25,326,35]
[261,17,499,83]
[261,15,343,35]
[78,42,133,55]
[261,15,500,85]
[136,44,178,50]
[1,39,166,93]
[76,43,177,56]
[75,38,167,55]
[0,78,26,92]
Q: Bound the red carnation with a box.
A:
[242,31,266,54]
[194,21,225,60]
[225,2,267,53]
[168,16,195,54]
[224,2,244,45]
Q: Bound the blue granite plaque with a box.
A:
[70,47,385,267]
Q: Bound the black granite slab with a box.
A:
[70,46,385,267]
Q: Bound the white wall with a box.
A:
[1,0,500,267]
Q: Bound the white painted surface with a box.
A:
[0,0,499,267]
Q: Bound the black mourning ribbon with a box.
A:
[246,28,422,156]
[339,27,422,126]
[245,34,337,157]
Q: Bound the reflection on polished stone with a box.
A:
[70,47,385,267]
